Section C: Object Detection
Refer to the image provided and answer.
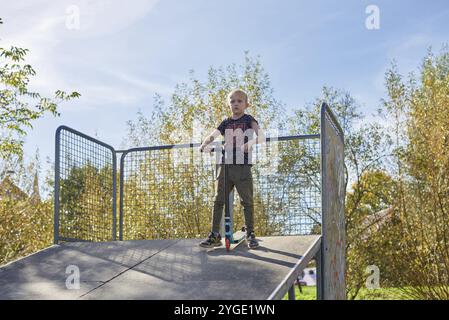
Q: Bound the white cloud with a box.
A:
[0,0,174,109]
[102,69,174,96]
[75,84,142,108]
[1,0,160,40]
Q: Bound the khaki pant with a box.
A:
[212,164,254,234]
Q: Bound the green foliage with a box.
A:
[282,285,317,300]
[0,197,52,265]
[382,46,449,300]
[345,170,402,299]
[287,86,363,136]
[286,86,396,299]
[0,147,53,264]
[0,20,80,159]
[58,162,115,241]
[0,18,80,263]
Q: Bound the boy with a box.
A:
[199,89,265,249]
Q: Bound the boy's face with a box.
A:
[228,93,247,115]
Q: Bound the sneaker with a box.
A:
[199,232,222,248]
[247,231,259,249]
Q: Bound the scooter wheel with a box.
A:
[225,238,230,252]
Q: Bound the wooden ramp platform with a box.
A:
[0,235,321,300]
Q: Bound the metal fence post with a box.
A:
[112,152,117,241]
[54,127,61,244]
[315,242,323,300]
[288,285,296,300]
[119,152,126,241]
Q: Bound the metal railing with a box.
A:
[118,135,321,241]
[54,126,117,243]
[55,131,321,243]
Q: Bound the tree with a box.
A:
[0,150,52,265]
[382,46,449,299]
[345,170,401,299]
[0,18,80,159]
[0,17,79,264]
[286,86,395,298]
[58,162,115,241]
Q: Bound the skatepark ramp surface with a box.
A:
[0,235,320,300]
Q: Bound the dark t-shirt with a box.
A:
[217,114,259,165]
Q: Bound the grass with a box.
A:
[282,285,317,300]
[282,285,413,300]
[353,287,406,300]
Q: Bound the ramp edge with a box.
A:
[267,236,321,300]
[0,245,60,270]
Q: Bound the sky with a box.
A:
[0,0,448,177]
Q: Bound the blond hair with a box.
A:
[227,89,251,108]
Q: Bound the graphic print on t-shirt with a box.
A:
[217,114,258,165]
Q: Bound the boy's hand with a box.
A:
[200,144,213,153]
[240,142,252,153]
